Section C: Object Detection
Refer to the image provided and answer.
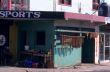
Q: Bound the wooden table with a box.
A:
[20,51,53,68]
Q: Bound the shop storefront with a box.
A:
[54,19,101,67]
[0,10,64,68]
[99,17,110,63]
[62,13,105,65]
[99,24,110,63]
[0,10,106,68]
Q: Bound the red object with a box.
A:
[8,0,11,10]
[32,62,38,68]
[0,0,4,8]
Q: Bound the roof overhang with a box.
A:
[64,12,105,23]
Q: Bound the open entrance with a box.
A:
[16,20,54,68]
[0,19,13,65]
[99,33,110,62]
[82,33,95,63]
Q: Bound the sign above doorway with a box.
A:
[0,10,64,20]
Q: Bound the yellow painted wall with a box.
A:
[9,23,18,63]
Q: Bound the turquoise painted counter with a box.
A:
[54,46,81,67]
[54,34,82,67]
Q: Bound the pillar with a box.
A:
[95,26,99,64]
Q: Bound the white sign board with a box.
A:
[105,17,110,24]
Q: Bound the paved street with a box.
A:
[74,63,110,72]
[0,63,110,72]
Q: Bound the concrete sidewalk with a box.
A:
[74,63,110,72]
[0,63,110,72]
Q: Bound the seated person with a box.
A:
[4,47,13,65]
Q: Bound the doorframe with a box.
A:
[99,33,110,63]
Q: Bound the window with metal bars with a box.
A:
[12,0,29,10]
[93,0,100,10]
[59,0,71,6]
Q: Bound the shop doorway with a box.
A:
[99,33,110,62]
[82,33,95,63]
[0,19,13,65]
